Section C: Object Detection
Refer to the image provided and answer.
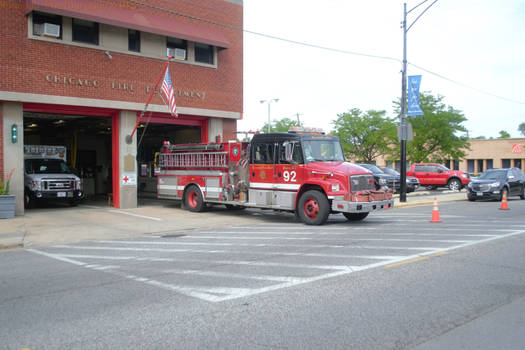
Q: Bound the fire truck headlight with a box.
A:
[331,183,340,192]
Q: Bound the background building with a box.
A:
[376,138,525,174]
[0,0,243,214]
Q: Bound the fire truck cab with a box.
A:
[156,128,394,225]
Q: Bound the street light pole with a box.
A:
[260,98,279,133]
[399,0,438,203]
[400,3,408,202]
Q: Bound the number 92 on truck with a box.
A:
[156,127,394,225]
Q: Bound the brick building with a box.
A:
[376,138,525,174]
[0,0,243,214]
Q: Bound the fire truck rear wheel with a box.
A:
[184,185,206,212]
[343,212,369,221]
[297,190,330,225]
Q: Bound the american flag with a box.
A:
[161,67,178,117]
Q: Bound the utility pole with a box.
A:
[399,0,439,202]
[295,113,303,125]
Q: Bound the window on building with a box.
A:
[167,38,187,59]
[195,43,214,64]
[453,160,460,170]
[72,18,99,45]
[128,29,140,52]
[514,159,522,169]
[502,159,511,168]
[467,159,475,174]
[395,160,402,172]
[33,12,62,39]
[477,159,484,173]
[486,159,493,170]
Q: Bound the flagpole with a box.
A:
[126,56,173,144]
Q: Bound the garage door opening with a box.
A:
[137,123,201,198]
[24,112,113,207]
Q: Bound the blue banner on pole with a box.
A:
[407,75,423,116]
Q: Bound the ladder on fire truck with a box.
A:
[157,144,228,169]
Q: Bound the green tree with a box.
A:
[388,93,470,163]
[261,117,301,133]
[498,130,511,138]
[519,122,525,136]
[331,108,396,163]
[472,136,486,139]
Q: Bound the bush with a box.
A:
[0,169,15,195]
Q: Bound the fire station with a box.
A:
[0,0,243,215]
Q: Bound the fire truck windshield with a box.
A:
[302,140,344,163]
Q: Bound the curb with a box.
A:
[0,243,23,251]
[395,201,435,208]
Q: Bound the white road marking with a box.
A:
[185,230,498,237]
[54,254,174,262]
[29,249,86,266]
[53,245,191,253]
[48,252,360,271]
[162,268,307,283]
[97,240,438,251]
[53,244,405,261]
[368,222,525,228]
[108,210,162,221]
[28,229,525,303]
[93,265,119,270]
[183,235,472,243]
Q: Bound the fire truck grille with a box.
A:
[43,179,74,190]
[350,175,374,192]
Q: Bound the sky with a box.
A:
[238,0,525,139]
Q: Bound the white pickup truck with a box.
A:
[24,145,84,208]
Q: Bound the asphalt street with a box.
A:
[1,198,525,349]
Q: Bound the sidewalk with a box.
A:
[0,190,467,250]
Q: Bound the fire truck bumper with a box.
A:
[331,198,394,213]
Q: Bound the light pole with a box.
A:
[399,0,438,202]
[260,98,279,133]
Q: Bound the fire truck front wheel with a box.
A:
[297,190,330,225]
[184,185,206,212]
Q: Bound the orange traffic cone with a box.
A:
[499,190,510,210]
[430,197,442,223]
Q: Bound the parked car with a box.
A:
[406,163,470,191]
[379,167,420,193]
[356,164,395,191]
[466,168,525,201]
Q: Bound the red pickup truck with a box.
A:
[406,163,470,190]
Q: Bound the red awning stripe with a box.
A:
[26,0,230,48]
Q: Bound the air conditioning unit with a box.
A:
[43,23,60,37]
[167,47,186,60]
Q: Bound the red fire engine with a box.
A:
[156,127,394,225]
